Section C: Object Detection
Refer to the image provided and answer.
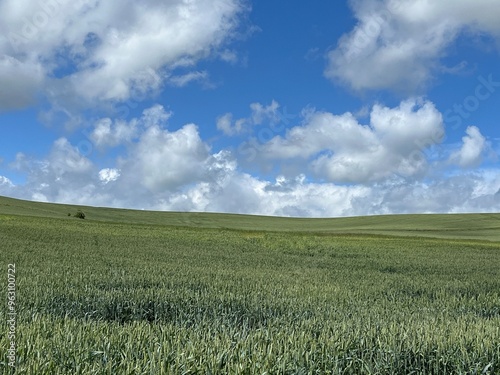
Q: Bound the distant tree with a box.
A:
[74,210,86,219]
[67,213,71,216]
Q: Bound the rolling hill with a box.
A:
[1,195,499,241]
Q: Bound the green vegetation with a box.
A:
[73,210,86,220]
[0,196,499,374]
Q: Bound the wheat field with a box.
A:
[0,196,499,374]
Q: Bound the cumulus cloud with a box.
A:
[9,153,500,217]
[257,98,444,183]
[99,168,120,184]
[216,113,246,136]
[91,104,213,193]
[3,136,500,217]
[350,172,500,215]
[119,123,210,192]
[0,0,248,111]
[449,126,487,168]
[1,105,217,205]
[0,175,13,185]
[7,138,98,204]
[326,0,500,92]
[90,118,138,148]
[0,176,14,196]
[47,138,94,175]
[0,55,44,111]
[2,102,499,217]
[216,100,282,136]
[89,104,172,148]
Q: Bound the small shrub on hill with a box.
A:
[74,210,86,219]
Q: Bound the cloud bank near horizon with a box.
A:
[1,101,498,217]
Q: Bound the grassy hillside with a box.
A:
[1,195,500,241]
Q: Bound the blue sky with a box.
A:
[0,0,499,217]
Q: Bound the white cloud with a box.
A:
[7,138,102,205]
[99,168,120,184]
[127,169,500,217]
[0,0,248,110]
[90,118,138,148]
[216,113,246,136]
[0,55,44,111]
[141,104,173,128]
[3,103,499,217]
[5,154,500,216]
[168,71,209,87]
[32,192,48,203]
[348,172,500,215]
[218,49,239,64]
[449,126,487,168]
[257,98,444,183]
[249,100,280,125]
[49,138,94,175]
[89,104,173,149]
[326,0,500,92]
[216,100,282,136]
[119,123,210,193]
[0,176,14,195]
[0,175,13,184]
[3,105,215,204]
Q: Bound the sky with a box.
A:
[0,0,499,217]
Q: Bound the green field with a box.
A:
[0,196,499,374]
